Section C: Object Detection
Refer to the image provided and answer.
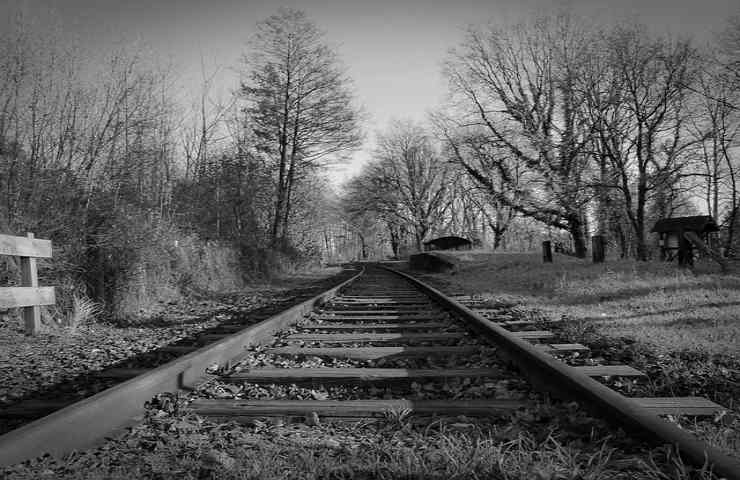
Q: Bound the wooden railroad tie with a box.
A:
[314,314,446,322]
[266,345,484,360]
[316,309,440,315]
[536,343,590,353]
[223,367,505,384]
[285,332,467,343]
[572,365,646,377]
[509,330,554,340]
[338,294,428,299]
[190,398,527,419]
[326,304,434,311]
[631,397,726,416]
[92,364,650,382]
[298,321,454,331]
[329,301,434,306]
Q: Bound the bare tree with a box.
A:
[370,121,449,251]
[343,168,408,259]
[238,8,362,248]
[585,24,699,260]
[441,14,598,257]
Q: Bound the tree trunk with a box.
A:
[568,215,587,258]
[635,186,648,261]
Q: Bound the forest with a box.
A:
[1,8,739,320]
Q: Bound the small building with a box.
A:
[651,215,719,264]
[423,236,472,252]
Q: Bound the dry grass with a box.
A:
[64,295,104,334]
[423,252,740,356]
[2,411,719,480]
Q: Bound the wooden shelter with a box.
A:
[422,236,472,252]
[651,216,719,265]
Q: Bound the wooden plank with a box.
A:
[225,367,505,384]
[191,398,526,418]
[285,332,466,343]
[20,233,42,335]
[330,300,433,306]
[632,397,726,416]
[0,233,52,258]
[684,231,728,273]
[510,330,554,340]
[537,343,590,353]
[0,287,55,309]
[339,294,426,299]
[315,314,445,322]
[335,298,429,303]
[326,304,439,315]
[318,309,439,315]
[573,365,646,377]
[267,346,484,360]
[298,322,452,331]
[317,310,440,317]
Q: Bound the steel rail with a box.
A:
[0,267,363,468]
[384,265,740,480]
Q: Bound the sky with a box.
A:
[1,0,738,184]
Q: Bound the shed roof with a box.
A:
[651,215,719,234]
[423,236,472,246]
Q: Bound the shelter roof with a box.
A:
[651,215,719,233]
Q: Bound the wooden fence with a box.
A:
[0,233,55,335]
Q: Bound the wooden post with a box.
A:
[591,235,605,263]
[677,230,693,268]
[542,241,552,263]
[659,233,666,261]
[20,232,41,335]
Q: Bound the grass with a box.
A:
[405,251,740,464]
[421,251,740,356]
[64,295,104,334]
[2,405,720,480]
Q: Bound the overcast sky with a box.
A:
[2,0,737,183]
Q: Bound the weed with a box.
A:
[65,295,103,333]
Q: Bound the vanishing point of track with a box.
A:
[0,264,738,479]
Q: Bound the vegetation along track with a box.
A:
[2,264,739,479]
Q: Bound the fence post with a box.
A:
[20,233,41,335]
[542,241,553,263]
[592,235,605,263]
[677,231,693,268]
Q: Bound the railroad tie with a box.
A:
[572,365,646,377]
[284,332,467,343]
[190,398,528,420]
[266,345,485,360]
[223,367,506,384]
[536,343,590,353]
[313,314,446,322]
[631,397,726,417]
[509,330,554,340]
[297,321,454,331]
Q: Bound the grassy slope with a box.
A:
[421,251,739,356]
[409,251,740,453]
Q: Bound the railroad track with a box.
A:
[1,264,738,479]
